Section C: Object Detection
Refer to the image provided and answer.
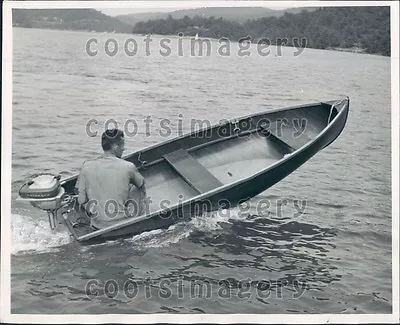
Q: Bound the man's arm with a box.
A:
[129,164,145,189]
[75,164,88,205]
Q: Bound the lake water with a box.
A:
[9,27,392,314]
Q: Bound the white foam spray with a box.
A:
[11,207,247,253]
[127,207,246,248]
[11,212,72,255]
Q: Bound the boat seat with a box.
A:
[262,129,296,154]
[163,149,222,194]
[252,120,296,154]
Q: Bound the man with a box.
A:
[76,129,146,230]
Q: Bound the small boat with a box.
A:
[18,98,349,243]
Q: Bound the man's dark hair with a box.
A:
[101,129,124,151]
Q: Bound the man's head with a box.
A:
[101,129,125,158]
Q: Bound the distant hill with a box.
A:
[115,7,318,25]
[115,11,175,26]
[132,7,390,56]
[12,9,133,33]
[11,7,390,56]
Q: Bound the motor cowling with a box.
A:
[18,174,66,229]
[19,174,61,197]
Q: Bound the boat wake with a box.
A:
[127,207,246,248]
[11,207,246,254]
[11,212,72,255]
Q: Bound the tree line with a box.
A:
[132,7,390,56]
[12,9,133,33]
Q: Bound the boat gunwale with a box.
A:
[60,99,339,186]
[73,98,349,241]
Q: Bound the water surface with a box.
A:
[10,27,392,314]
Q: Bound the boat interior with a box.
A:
[125,101,339,213]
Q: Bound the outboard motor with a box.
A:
[18,174,66,229]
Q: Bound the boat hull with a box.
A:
[59,98,349,242]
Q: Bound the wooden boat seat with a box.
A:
[163,149,222,194]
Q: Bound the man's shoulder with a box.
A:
[81,156,137,170]
[120,159,138,170]
[80,157,99,168]
[111,157,137,170]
